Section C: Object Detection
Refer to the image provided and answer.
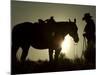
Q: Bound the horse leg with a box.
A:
[11,44,19,74]
[21,44,29,62]
[54,48,61,62]
[49,49,53,63]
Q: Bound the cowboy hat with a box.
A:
[82,13,92,20]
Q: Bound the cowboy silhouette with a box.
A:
[82,13,96,64]
[83,13,95,44]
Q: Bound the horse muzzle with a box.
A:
[74,36,79,43]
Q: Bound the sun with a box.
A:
[61,34,73,54]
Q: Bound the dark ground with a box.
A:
[13,53,95,74]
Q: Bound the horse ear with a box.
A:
[74,18,76,23]
[69,18,71,22]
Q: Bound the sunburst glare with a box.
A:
[61,34,74,54]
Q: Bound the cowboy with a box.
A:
[82,13,96,64]
[83,13,95,44]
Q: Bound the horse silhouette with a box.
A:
[11,19,79,64]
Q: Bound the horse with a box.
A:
[11,18,79,65]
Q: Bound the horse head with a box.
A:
[68,18,79,43]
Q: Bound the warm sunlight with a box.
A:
[61,34,74,54]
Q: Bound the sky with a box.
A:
[11,1,96,61]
